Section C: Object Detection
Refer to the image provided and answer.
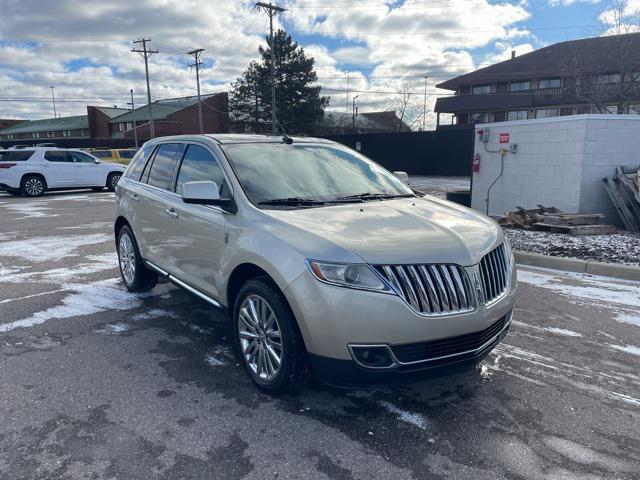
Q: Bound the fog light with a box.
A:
[350,346,395,369]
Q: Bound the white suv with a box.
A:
[115,135,516,393]
[0,147,126,197]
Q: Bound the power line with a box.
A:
[132,38,158,138]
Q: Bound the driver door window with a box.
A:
[175,144,227,196]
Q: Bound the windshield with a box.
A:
[221,142,413,207]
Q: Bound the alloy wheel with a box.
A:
[25,178,44,196]
[111,174,121,189]
[238,294,283,381]
[118,232,136,286]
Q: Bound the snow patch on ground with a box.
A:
[609,344,640,356]
[95,322,129,334]
[61,221,112,230]
[205,354,226,366]
[517,268,640,311]
[543,327,582,337]
[378,401,427,430]
[0,233,112,262]
[615,312,640,327]
[0,278,167,333]
[132,309,177,321]
[4,203,55,218]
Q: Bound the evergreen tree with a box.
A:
[230,29,329,134]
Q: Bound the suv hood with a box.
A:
[265,196,501,266]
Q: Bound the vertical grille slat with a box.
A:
[376,263,474,315]
[478,243,510,304]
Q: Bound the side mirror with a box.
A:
[182,181,235,212]
[94,159,100,164]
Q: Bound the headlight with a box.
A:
[307,261,392,293]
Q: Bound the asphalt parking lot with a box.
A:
[1,190,639,480]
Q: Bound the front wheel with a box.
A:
[107,172,121,192]
[233,277,312,393]
[20,175,46,197]
[117,225,158,292]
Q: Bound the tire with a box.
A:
[91,187,104,192]
[116,225,158,292]
[233,277,312,393]
[20,175,46,197]
[107,172,122,192]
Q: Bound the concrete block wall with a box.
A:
[471,115,640,224]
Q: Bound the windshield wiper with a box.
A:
[335,192,415,201]
[258,197,325,207]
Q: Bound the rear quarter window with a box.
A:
[92,151,113,158]
[124,144,155,181]
[0,150,35,161]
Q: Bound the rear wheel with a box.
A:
[233,277,312,393]
[117,225,157,292]
[107,172,121,192]
[20,175,46,197]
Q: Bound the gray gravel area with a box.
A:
[505,228,640,267]
[1,189,639,480]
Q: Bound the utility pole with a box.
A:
[127,89,138,148]
[255,2,286,135]
[345,72,350,113]
[132,38,158,138]
[50,86,57,118]
[187,48,205,134]
[352,94,359,129]
[422,74,428,132]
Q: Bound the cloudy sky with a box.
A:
[0,0,630,128]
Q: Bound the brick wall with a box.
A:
[470,115,640,225]
[167,93,229,134]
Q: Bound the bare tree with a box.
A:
[390,83,423,132]
[598,0,640,35]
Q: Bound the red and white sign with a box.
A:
[499,133,510,144]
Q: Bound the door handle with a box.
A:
[165,208,179,219]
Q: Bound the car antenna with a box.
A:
[276,117,293,144]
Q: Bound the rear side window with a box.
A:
[145,143,184,190]
[175,144,226,195]
[70,151,96,163]
[92,151,112,158]
[0,150,35,161]
[119,150,136,159]
[126,144,155,181]
[44,151,73,162]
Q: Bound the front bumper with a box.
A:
[309,314,510,386]
[283,265,516,385]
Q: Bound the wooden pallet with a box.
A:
[542,213,605,226]
[533,223,617,236]
[603,172,640,233]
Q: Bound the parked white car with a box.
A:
[114,134,516,393]
[0,147,126,197]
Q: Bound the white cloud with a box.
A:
[549,0,601,6]
[0,0,535,129]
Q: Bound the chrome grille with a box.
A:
[479,243,510,304]
[375,264,474,315]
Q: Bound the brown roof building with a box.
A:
[435,32,640,127]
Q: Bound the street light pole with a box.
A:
[352,94,359,129]
[422,74,428,132]
[50,86,57,118]
[127,89,138,148]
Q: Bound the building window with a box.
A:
[628,104,640,114]
[507,110,528,121]
[595,73,621,84]
[602,104,618,114]
[539,78,561,89]
[46,131,54,138]
[62,130,71,137]
[80,129,87,136]
[509,80,531,91]
[118,123,126,132]
[125,122,133,130]
[6,134,14,140]
[536,108,559,118]
[32,132,41,139]
[470,112,489,123]
[472,84,492,94]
